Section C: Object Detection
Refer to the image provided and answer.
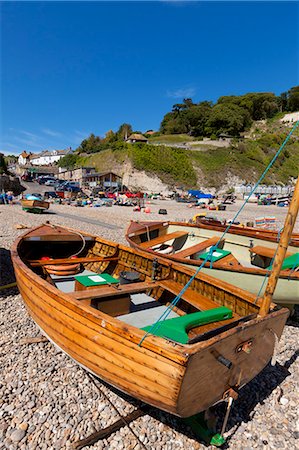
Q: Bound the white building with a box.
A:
[18,151,31,166]
[30,149,71,166]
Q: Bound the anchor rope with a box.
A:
[139,120,299,346]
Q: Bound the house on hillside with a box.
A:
[82,171,123,191]
[126,133,148,144]
[18,151,32,166]
[30,148,72,166]
[145,130,156,135]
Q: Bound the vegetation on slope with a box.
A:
[56,84,299,191]
[160,86,299,138]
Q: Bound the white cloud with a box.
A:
[166,87,196,99]
[42,128,63,137]
[13,137,43,148]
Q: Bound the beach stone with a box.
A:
[10,428,26,442]
[19,422,29,431]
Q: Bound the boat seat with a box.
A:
[139,231,188,249]
[250,245,292,260]
[250,245,293,269]
[267,252,299,270]
[49,269,97,293]
[142,306,233,344]
[174,236,224,259]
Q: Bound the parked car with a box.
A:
[43,191,60,199]
[55,181,81,193]
[45,179,57,186]
[38,176,56,185]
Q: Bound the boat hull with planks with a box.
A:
[21,199,50,213]
[12,224,289,418]
[126,221,299,306]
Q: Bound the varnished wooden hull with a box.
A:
[126,221,299,306]
[12,225,289,417]
[21,199,49,211]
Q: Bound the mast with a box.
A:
[259,176,299,316]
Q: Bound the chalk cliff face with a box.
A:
[0,175,25,195]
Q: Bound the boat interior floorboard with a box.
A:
[118,292,179,328]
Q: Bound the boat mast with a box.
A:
[259,176,299,316]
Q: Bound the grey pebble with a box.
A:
[10,428,26,442]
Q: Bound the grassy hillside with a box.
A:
[72,117,299,191]
[148,134,195,144]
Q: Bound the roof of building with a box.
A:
[126,133,148,141]
[20,151,30,158]
[30,149,70,159]
[83,171,122,178]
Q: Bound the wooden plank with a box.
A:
[174,236,223,259]
[29,256,119,267]
[158,279,221,311]
[72,281,159,301]
[250,245,292,259]
[139,231,188,249]
[73,408,148,449]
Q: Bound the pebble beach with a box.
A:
[0,199,298,450]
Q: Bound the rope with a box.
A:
[139,121,299,345]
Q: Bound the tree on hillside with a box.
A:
[205,103,251,136]
[0,153,8,174]
[287,86,299,111]
[76,133,104,154]
[117,123,133,141]
[104,129,118,143]
[217,93,279,120]
[184,102,212,136]
[58,153,79,169]
[160,111,189,134]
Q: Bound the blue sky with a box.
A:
[1,1,298,155]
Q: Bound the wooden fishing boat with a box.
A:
[192,215,299,245]
[126,219,299,307]
[21,199,50,213]
[12,222,289,419]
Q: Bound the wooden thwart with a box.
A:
[250,245,292,260]
[139,231,188,249]
[174,236,223,259]
[72,281,158,301]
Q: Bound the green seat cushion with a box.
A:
[198,248,231,262]
[267,252,299,271]
[141,306,232,344]
[74,273,119,287]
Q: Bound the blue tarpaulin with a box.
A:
[188,190,214,199]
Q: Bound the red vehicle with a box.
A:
[124,191,143,198]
